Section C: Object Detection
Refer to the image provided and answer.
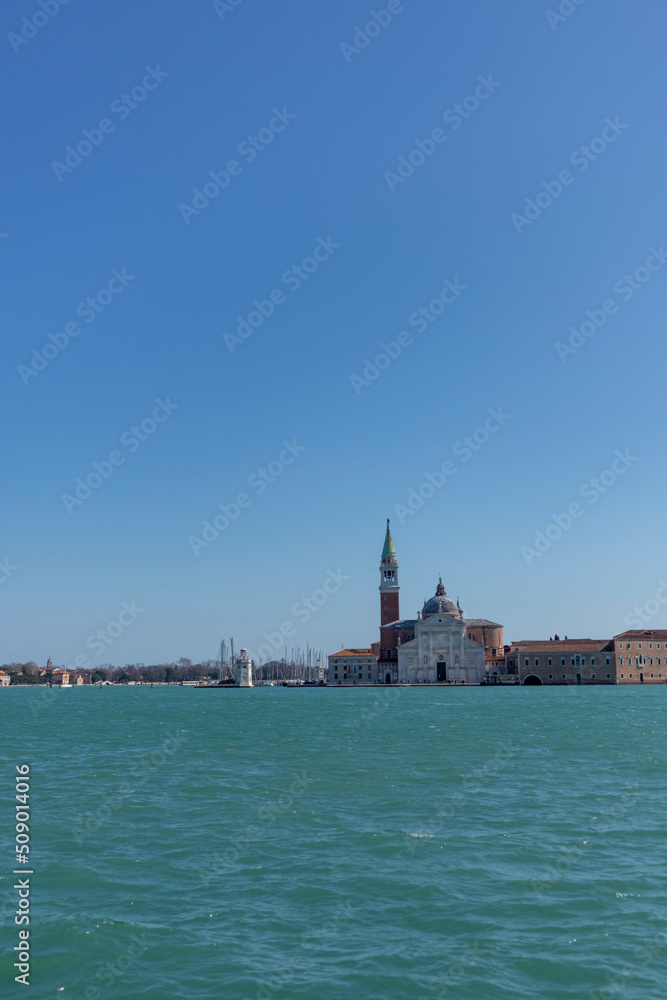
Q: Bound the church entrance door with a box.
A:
[385,673,392,685]
[437,662,446,683]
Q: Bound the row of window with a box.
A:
[620,673,663,679]
[619,657,662,666]
[547,673,612,680]
[525,656,611,668]
[619,642,663,649]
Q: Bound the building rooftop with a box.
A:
[465,618,503,628]
[509,639,614,651]
[614,630,667,640]
[328,649,375,658]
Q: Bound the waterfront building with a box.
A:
[396,580,486,684]
[235,649,253,687]
[0,670,10,686]
[466,619,505,673]
[613,630,667,684]
[506,640,616,685]
[327,649,377,685]
[330,522,502,684]
[326,521,667,688]
[51,669,71,686]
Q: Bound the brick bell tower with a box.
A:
[380,519,400,627]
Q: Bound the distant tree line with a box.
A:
[0,658,220,685]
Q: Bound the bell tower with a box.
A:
[380,519,400,627]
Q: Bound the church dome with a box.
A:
[422,579,460,618]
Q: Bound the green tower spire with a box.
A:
[382,519,396,558]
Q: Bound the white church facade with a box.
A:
[397,580,486,684]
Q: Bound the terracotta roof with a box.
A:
[328,649,375,657]
[509,639,614,652]
[465,619,503,628]
[614,630,667,640]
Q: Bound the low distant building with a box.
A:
[328,649,377,685]
[507,640,616,685]
[71,672,87,685]
[51,669,71,686]
[613,630,667,684]
[0,670,10,687]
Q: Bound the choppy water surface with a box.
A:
[1,685,666,999]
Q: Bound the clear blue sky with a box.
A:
[2,0,667,667]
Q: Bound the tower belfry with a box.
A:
[380,519,400,626]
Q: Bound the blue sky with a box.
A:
[2,0,667,667]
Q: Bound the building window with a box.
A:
[620,657,623,665]
[629,674,633,678]
[606,673,611,679]
[650,658,654,666]
[606,657,610,665]
[561,658,565,666]
[591,658,595,666]
[621,673,624,678]
[638,643,642,649]
[548,657,553,666]
[658,643,661,649]
[525,658,529,667]
[649,643,653,649]
[591,673,596,679]
[534,658,539,667]
[651,674,654,678]
[627,643,631,649]
[561,673,566,679]
[548,673,553,680]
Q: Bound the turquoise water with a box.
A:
[1,685,666,999]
